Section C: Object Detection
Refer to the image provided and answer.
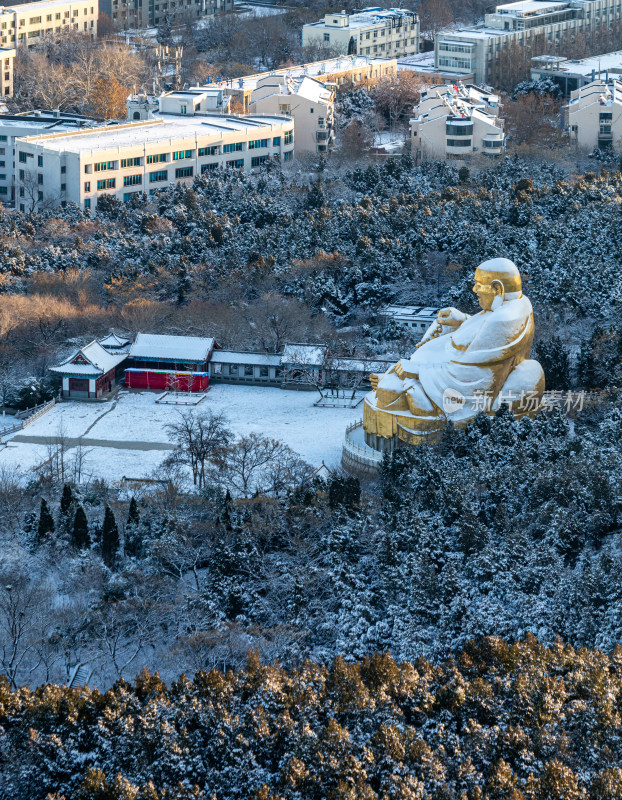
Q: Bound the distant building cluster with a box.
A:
[531,50,622,95]
[410,83,505,161]
[100,0,233,31]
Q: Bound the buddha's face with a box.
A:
[473,274,502,311]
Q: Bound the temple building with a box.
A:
[50,339,129,399]
[124,333,217,392]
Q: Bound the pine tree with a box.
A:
[71,506,90,550]
[37,499,54,542]
[125,497,142,558]
[127,496,140,527]
[60,484,73,517]
[101,505,120,569]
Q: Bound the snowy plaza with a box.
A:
[0,386,362,483]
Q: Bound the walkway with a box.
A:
[10,435,175,451]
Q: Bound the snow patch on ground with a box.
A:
[0,386,362,481]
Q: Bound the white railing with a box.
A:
[342,420,383,468]
[19,398,56,427]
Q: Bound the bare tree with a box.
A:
[166,409,232,488]
[215,433,303,498]
[0,573,48,688]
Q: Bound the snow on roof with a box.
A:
[381,305,440,318]
[49,340,128,376]
[539,49,622,78]
[306,8,417,29]
[98,331,131,349]
[495,0,567,14]
[281,343,328,366]
[210,350,282,366]
[130,333,215,363]
[17,115,292,154]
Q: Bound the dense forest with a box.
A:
[2,637,622,798]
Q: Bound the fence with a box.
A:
[18,398,56,427]
[342,420,383,472]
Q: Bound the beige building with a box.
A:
[0,0,97,48]
[225,56,398,114]
[249,75,335,156]
[567,79,622,150]
[0,47,15,97]
[100,0,233,30]
[435,0,622,85]
[303,9,419,59]
[410,83,505,161]
[14,114,295,212]
[127,87,231,120]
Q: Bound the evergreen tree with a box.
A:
[125,497,142,558]
[536,335,571,390]
[101,505,120,569]
[60,483,73,517]
[37,499,54,542]
[71,506,90,550]
[127,496,140,527]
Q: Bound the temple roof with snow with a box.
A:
[49,340,128,377]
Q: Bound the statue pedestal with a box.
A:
[341,420,383,476]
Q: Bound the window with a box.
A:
[123,192,137,202]
[230,364,238,375]
[248,139,268,149]
[18,151,28,163]
[0,161,4,167]
[37,174,43,184]
[0,186,7,195]
[96,178,116,189]
[244,365,253,377]
[284,131,293,145]
[61,183,66,191]
[37,155,43,166]
[201,163,217,174]
[149,170,168,182]
[226,159,244,168]
[61,165,66,174]
[19,169,24,180]
[600,124,612,134]
[0,136,6,141]
[94,161,115,171]
[123,174,142,186]
[272,136,281,146]
[121,156,141,168]
[19,187,24,197]
[446,122,473,136]
[38,191,43,201]
[175,166,193,178]
[146,153,167,164]
[251,155,267,167]
[84,181,91,192]
[446,138,472,147]
[223,142,243,153]
[172,149,192,160]
[198,145,218,156]
[284,151,293,161]
[0,174,5,180]
[323,32,330,41]
[260,366,268,377]
[483,139,502,148]
[29,16,42,24]
[180,104,187,114]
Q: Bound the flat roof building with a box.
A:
[434,0,622,85]
[567,78,622,150]
[531,50,622,95]
[303,9,419,60]
[14,114,295,212]
[0,0,97,48]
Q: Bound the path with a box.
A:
[10,435,175,451]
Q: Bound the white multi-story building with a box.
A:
[379,305,440,334]
[248,75,335,156]
[303,9,419,59]
[127,87,231,121]
[0,48,15,97]
[435,0,622,85]
[410,83,505,161]
[531,50,622,95]
[567,79,622,149]
[14,114,295,211]
[99,0,233,31]
[0,0,97,49]
[0,110,98,205]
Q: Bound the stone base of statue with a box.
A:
[342,258,546,471]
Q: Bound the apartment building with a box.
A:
[567,78,622,148]
[303,9,419,59]
[531,50,622,95]
[14,115,295,211]
[0,0,97,48]
[99,0,233,31]
[225,56,397,113]
[410,83,505,161]
[0,48,15,97]
[249,75,335,156]
[435,0,622,85]
[0,110,98,205]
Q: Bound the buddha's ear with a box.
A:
[491,279,504,310]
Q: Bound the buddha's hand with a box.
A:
[370,373,379,390]
[437,307,468,328]
[395,361,405,379]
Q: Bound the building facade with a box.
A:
[410,83,505,161]
[125,333,216,392]
[379,305,440,334]
[303,9,419,59]
[0,48,15,98]
[0,111,98,206]
[435,0,622,85]
[0,0,97,49]
[567,78,622,149]
[14,114,295,212]
[99,0,234,31]
[248,75,335,156]
[50,339,129,399]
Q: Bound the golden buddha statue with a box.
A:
[363,258,545,450]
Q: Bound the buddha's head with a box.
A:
[473,258,522,311]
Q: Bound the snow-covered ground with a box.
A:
[0,387,362,483]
